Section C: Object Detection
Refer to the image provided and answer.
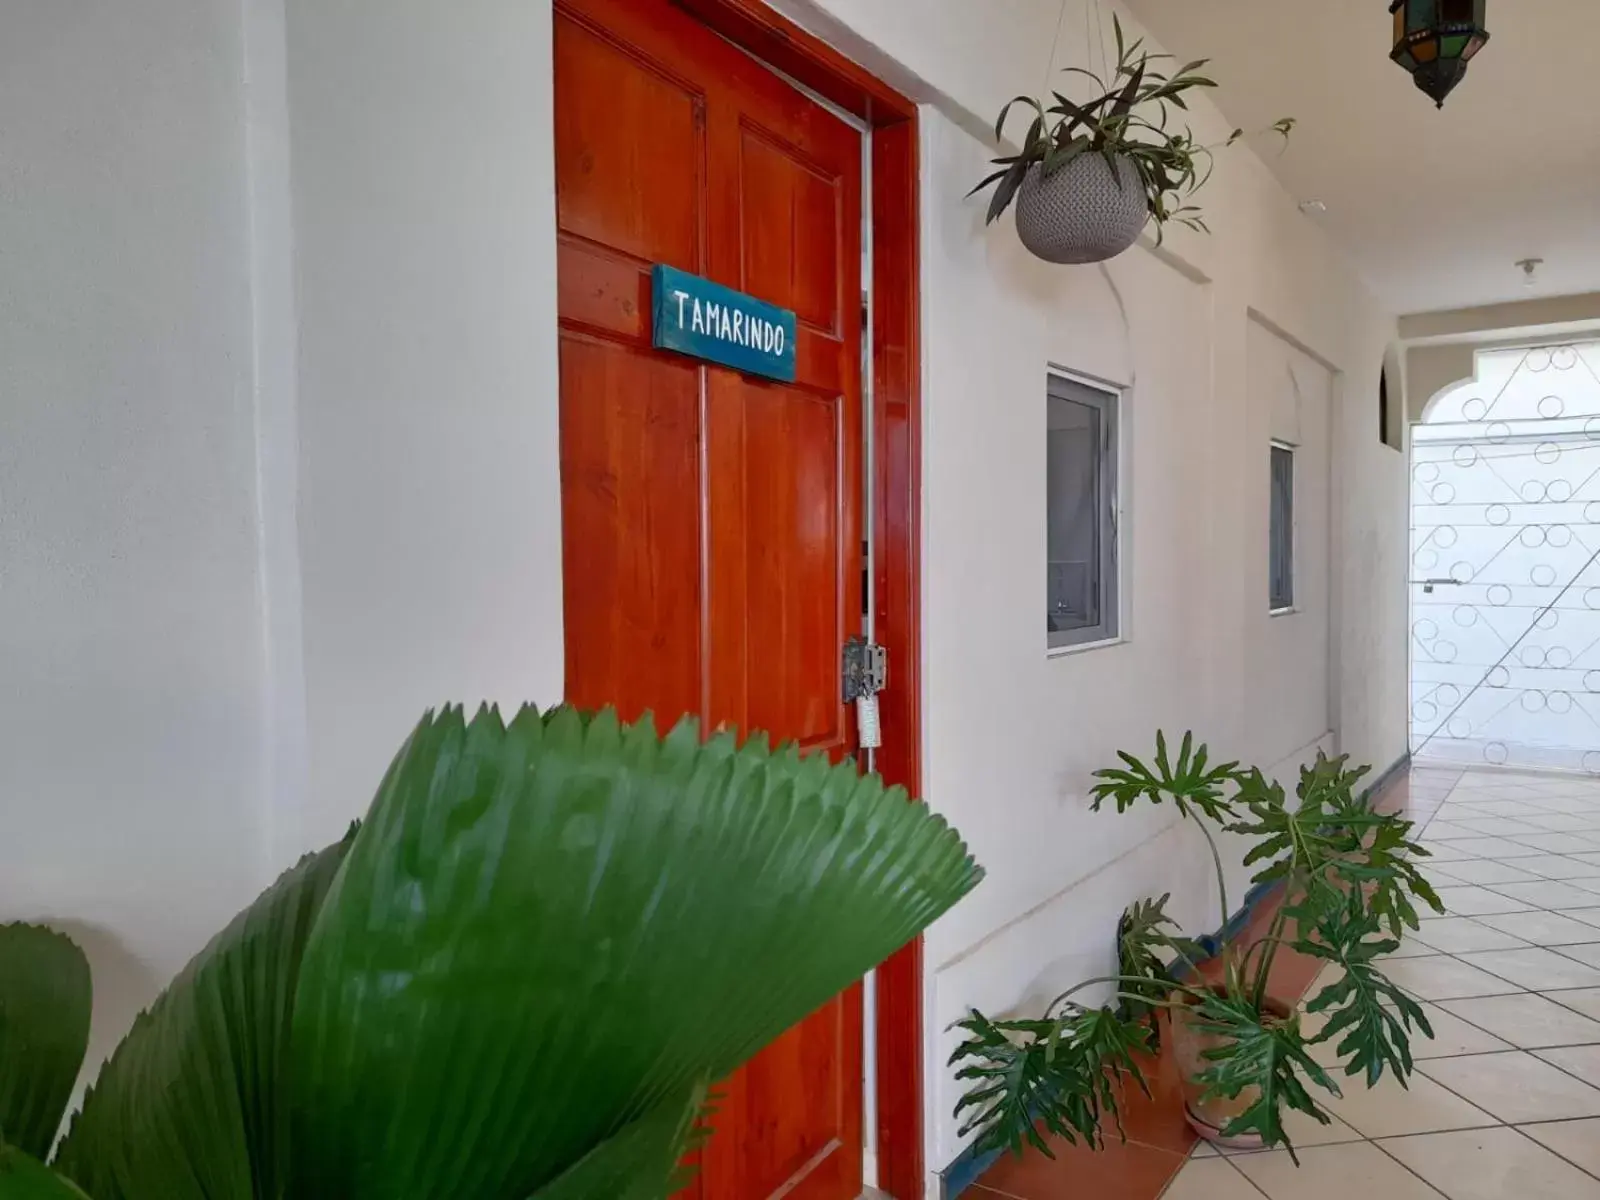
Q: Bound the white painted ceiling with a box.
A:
[1122,0,1600,316]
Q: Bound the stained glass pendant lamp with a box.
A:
[1390,0,1490,108]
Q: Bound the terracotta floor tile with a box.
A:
[1105,1027,1197,1156]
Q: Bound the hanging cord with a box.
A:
[1041,0,1070,98]
[1091,0,1110,83]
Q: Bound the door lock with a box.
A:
[841,637,887,750]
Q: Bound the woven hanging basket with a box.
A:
[1013,154,1148,265]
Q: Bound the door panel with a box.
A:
[553,19,705,267]
[737,381,845,748]
[558,335,702,722]
[554,0,865,1195]
[738,127,844,333]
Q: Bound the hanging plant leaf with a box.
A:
[985,160,1030,225]
[287,705,982,1200]
[52,831,356,1200]
[0,924,91,1162]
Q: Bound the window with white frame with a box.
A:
[1047,373,1119,649]
[1269,441,1295,611]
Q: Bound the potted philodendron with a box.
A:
[952,733,1443,1160]
[971,17,1293,264]
[0,705,982,1199]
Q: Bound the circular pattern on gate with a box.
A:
[1416,462,1441,484]
[1554,347,1579,370]
[1523,646,1548,667]
[1463,397,1488,421]
[1538,442,1563,465]
[1522,691,1548,713]
[1451,561,1475,583]
[1541,394,1567,419]
[1489,422,1513,443]
[1433,639,1459,662]
[1432,482,1457,504]
[1489,584,1513,606]
[1585,751,1600,775]
[1453,444,1480,468]
[1586,588,1600,610]
[1550,480,1575,502]
[1486,742,1510,765]
[1488,504,1512,526]
[1454,605,1479,627]
[1524,481,1549,504]
[1435,683,1462,706]
[1414,700,1438,722]
[1549,525,1575,547]
[1435,525,1460,548]
[1414,618,1439,640]
[1549,691,1575,714]
[1529,348,1555,372]
[1448,716,1472,739]
[1587,670,1600,693]
[1588,417,1600,442]
[1548,646,1573,668]
[1523,526,1549,548]
[1537,609,1561,631]
[1532,563,1559,586]
[1415,548,1439,571]
[1488,666,1512,688]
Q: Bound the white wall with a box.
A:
[284,0,565,859]
[0,0,567,1082]
[0,0,273,1073]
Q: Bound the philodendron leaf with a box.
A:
[52,830,356,1200]
[1190,994,1339,1162]
[0,1144,91,1199]
[1302,900,1434,1087]
[950,1004,1151,1158]
[289,705,983,1200]
[1089,732,1240,823]
[0,924,91,1160]
[1116,895,1202,1047]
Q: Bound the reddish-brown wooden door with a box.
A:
[554,0,866,1196]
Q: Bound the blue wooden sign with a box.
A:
[651,264,797,383]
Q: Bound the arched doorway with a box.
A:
[1411,342,1600,773]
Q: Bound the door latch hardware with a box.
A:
[841,636,887,703]
[842,637,887,752]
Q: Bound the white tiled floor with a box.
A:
[1158,767,1600,1198]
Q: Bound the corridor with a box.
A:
[1161,764,1600,1199]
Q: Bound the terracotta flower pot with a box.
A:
[1169,988,1294,1150]
[1012,154,1148,265]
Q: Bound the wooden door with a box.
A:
[553,1,865,1196]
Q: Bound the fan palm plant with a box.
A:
[0,704,982,1198]
[951,734,1441,1161]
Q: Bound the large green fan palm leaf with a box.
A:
[0,923,91,1161]
[0,1144,91,1199]
[288,704,982,1199]
[50,831,355,1200]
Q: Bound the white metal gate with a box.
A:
[1411,342,1600,773]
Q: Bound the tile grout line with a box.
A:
[1385,774,1600,1186]
[1334,774,1600,1189]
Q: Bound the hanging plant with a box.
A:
[971,15,1293,264]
